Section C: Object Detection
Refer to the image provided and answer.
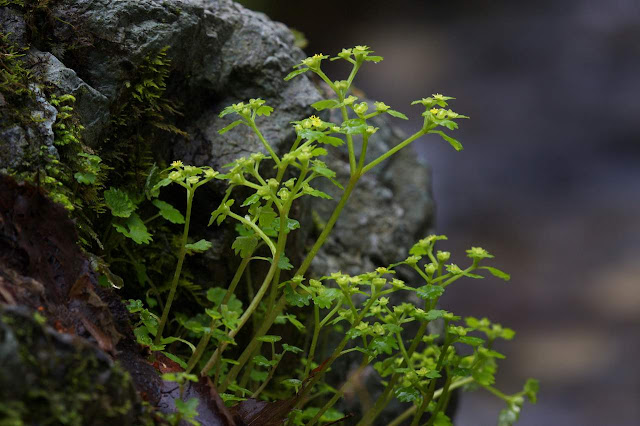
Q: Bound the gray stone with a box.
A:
[27,51,110,143]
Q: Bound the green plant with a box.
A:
[122,45,538,425]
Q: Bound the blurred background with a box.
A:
[238,1,640,424]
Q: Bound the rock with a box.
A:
[27,50,110,143]
[0,306,145,426]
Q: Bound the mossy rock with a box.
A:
[0,306,151,426]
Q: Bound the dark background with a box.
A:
[238,1,640,425]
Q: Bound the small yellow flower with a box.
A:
[309,115,323,127]
[171,160,183,168]
[429,108,439,115]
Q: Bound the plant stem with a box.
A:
[387,377,474,426]
[362,129,426,174]
[185,256,252,373]
[249,121,280,166]
[303,304,321,379]
[154,188,193,344]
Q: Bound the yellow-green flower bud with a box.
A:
[437,251,450,262]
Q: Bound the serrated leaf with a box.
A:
[424,309,446,320]
[370,335,398,355]
[104,187,135,218]
[207,287,242,313]
[219,119,244,134]
[256,105,273,116]
[429,130,463,151]
[277,255,293,270]
[284,68,309,81]
[284,283,311,307]
[113,213,152,244]
[152,199,185,224]
[481,266,511,281]
[386,109,408,120]
[318,135,344,146]
[364,55,383,62]
[311,163,336,178]
[185,239,212,252]
[341,118,368,135]
[313,288,342,309]
[311,99,340,111]
[232,235,258,258]
[416,285,444,300]
[395,386,421,403]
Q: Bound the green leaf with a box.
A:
[206,287,243,313]
[185,239,212,253]
[284,68,309,81]
[152,199,185,224]
[241,193,261,207]
[311,162,336,178]
[104,187,135,218]
[257,335,282,343]
[161,353,186,370]
[276,255,293,270]
[113,213,152,244]
[284,283,311,307]
[256,105,273,116]
[219,119,244,134]
[457,336,485,346]
[341,118,368,135]
[74,171,97,184]
[498,404,519,426]
[370,335,398,355]
[318,135,345,146]
[308,189,332,199]
[282,344,303,353]
[424,309,446,321]
[232,235,258,258]
[311,147,328,157]
[311,99,340,111]
[175,398,199,420]
[429,130,463,151]
[523,379,539,404]
[253,355,277,367]
[433,412,453,426]
[451,367,472,377]
[313,288,341,309]
[277,314,305,331]
[364,55,383,62]
[386,109,408,120]
[395,386,421,403]
[416,285,444,300]
[480,266,511,281]
[257,205,278,229]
